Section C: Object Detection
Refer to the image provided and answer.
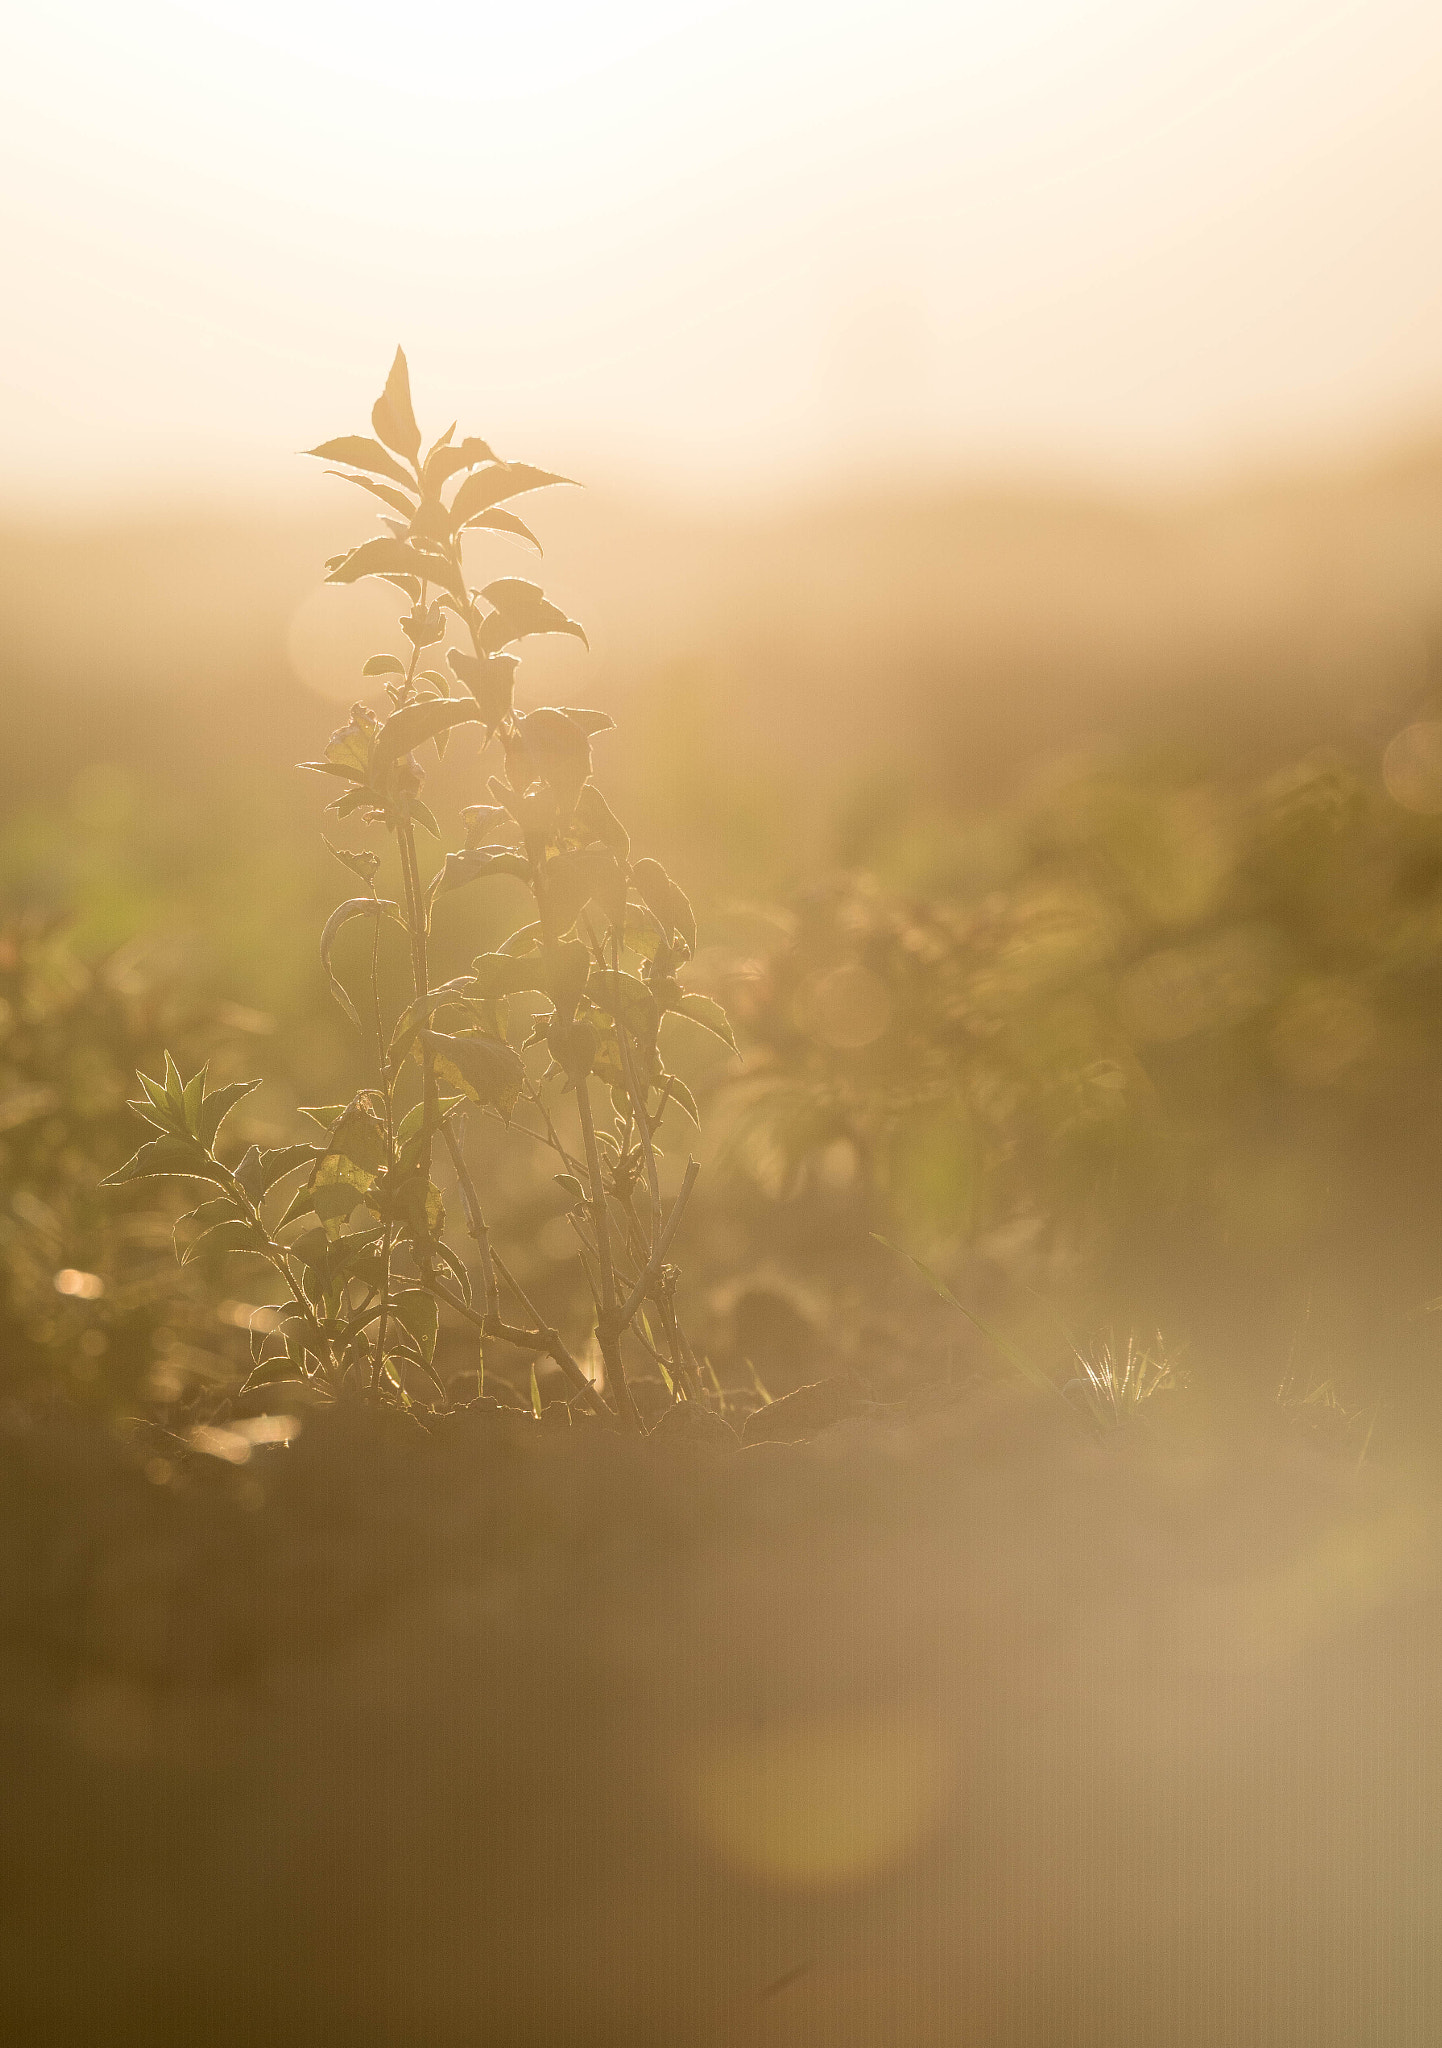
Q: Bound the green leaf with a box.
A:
[181,1065,206,1135]
[553,1173,585,1207]
[475,579,589,655]
[298,1103,347,1134]
[392,1288,439,1363]
[306,435,416,490]
[371,345,421,463]
[670,992,738,1054]
[101,1135,232,1189]
[423,1030,525,1120]
[197,1077,261,1149]
[319,897,403,1030]
[450,462,575,528]
[312,1100,388,1238]
[362,654,406,678]
[259,1142,320,1192]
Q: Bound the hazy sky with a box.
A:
[4,0,1441,506]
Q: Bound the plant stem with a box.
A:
[576,1074,639,1428]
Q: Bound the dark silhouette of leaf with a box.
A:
[372,346,421,463]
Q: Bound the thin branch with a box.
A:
[618,1157,700,1329]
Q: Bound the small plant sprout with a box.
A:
[1062,1333,1178,1430]
[108,350,731,1428]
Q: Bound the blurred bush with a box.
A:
[704,738,1442,1411]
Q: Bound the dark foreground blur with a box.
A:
[2,1391,1439,2047]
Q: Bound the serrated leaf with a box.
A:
[423,1030,525,1120]
[306,435,416,490]
[451,462,575,528]
[372,346,421,463]
[328,842,381,882]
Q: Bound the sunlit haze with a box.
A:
[4,0,1442,506]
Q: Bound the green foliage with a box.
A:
[0,913,241,1408]
[120,352,726,1428]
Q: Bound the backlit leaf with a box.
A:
[423,1030,525,1120]
[451,462,575,527]
[371,345,421,463]
[306,435,415,490]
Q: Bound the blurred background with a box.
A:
[5,0,1442,1433]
